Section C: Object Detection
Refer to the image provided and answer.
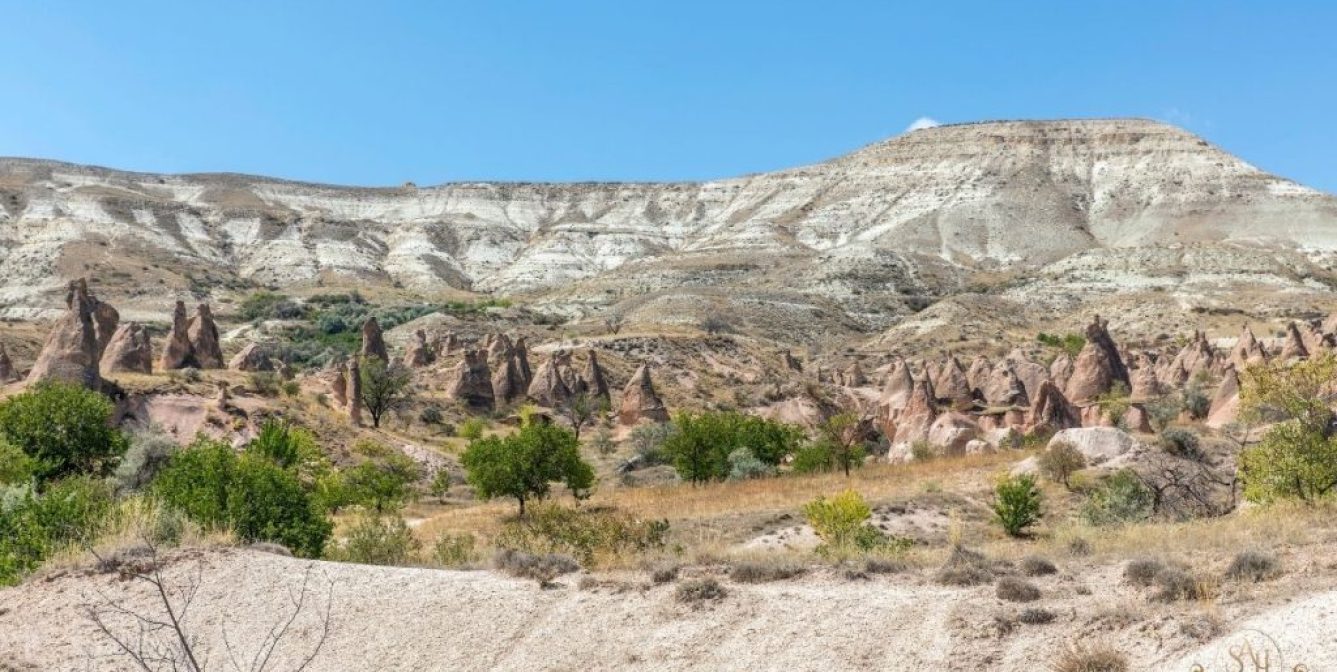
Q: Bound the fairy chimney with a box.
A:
[360,317,389,363]
[618,364,669,426]
[446,349,495,411]
[101,322,153,375]
[1064,316,1130,404]
[527,354,573,408]
[347,359,363,425]
[581,350,611,400]
[159,301,195,370]
[185,304,223,369]
[403,329,435,368]
[27,279,102,390]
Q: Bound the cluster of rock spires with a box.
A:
[20,280,227,391]
[845,315,1324,462]
[325,321,667,427]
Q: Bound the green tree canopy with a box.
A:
[461,421,593,515]
[0,382,128,483]
[662,411,803,484]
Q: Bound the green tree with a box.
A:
[992,474,1043,537]
[0,382,128,483]
[461,421,594,515]
[341,450,422,513]
[1037,440,1086,490]
[1239,354,1337,503]
[0,438,38,486]
[817,412,868,477]
[663,411,802,484]
[0,476,115,585]
[359,358,414,428]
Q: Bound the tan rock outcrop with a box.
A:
[447,350,495,411]
[403,329,435,368]
[1230,324,1267,369]
[1128,353,1162,401]
[581,351,611,400]
[925,412,981,457]
[878,359,915,417]
[1048,353,1074,390]
[618,364,669,426]
[843,360,867,387]
[1064,316,1129,403]
[1280,322,1310,361]
[360,318,389,363]
[186,304,223,369]
[982,364,1028,408]
[527,354,573,408]
[0,343,14,382]
[228,342,276,372]
[27,279,102,389]
[934,357,973,409]
[159,301,195,370]
[1027,380,1081,435]
[891,378,938,448]
[513,337,533,386]
[966,356,992,396]
[101,323,153,374]
[491,354,524,404]
[331,364,348,409]
[1005,350,1050,401]
[1206,366,1241,429]
[91,299,119,359]
[347,359,363,425]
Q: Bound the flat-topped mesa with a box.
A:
[27,278,102,390]
[360,317,389,363]
[101,322,153,375]
[618,364,668,426]
[447,349,495,411]
[1065,315,1130,404]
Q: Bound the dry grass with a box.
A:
[38,497,234,577]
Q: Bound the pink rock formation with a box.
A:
[159,301,195,370]
[618,364,669,426]
[527,354,573,408]
[101,322,153,374]
[0,343,13,382]
[491,353,524,404]
[27,279,101,390]
[1230,324,1267,369]
[403,329,435,368]
[1048,353,1074,391]
[228,342,277,372]
[934,357,974,409]
[1206,366,1241,429]
[581,350,611,400]
[982,364,1028,408]
[1027,380,1081,435]
[447,349,495,411]
[360,318,389,363]
[347,359,363,426]
[1128,353,1162,401]
[966,356,992,396]
[892,378,938,448]
[186,304,223,369]
[1064,316,1130,404]
[1280,322,1310,361]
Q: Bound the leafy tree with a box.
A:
[817,412,868,477]
[358,358,414,428]
[0,476,115,585]
[1037,440,1086,490]
[561,393,597,441]
[1239,354,1337,503]
[152,437,331,557]
[462,421,594,515]
[662,411,802,484]
[341,449,422,513]
[0,382,128,483]
[992,474,1043,537]
[802,489,897,556]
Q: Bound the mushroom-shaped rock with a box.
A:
[27,278,102,390]
[403,329,435,368]
[1027,380,1081,435]
[186,304,223,369]
[446,349,495,411]
[1064,316,1130,404]
[581,351,611,401]
[359,318,389,363]
[527,354,573,408]
[1206,366,1241,429]
[101,322,153,374]
[619,364,669,426]
[159,301,195,370]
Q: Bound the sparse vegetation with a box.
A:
[1158,427,1203,461]
[1037,440,1086,489]
[729,559,805,583]
[1224,549,1280,582]
[992,474,1042,537]
[995,576,1041,602]
[326,513,420,566]
[494,504,668,567]
[1019,555,1057,576]
[1049,642,1129,672]
[1079,470,1154,526]
[803,489,900,556]
[675,577,727,606]
[1036,332,1085,358]
[493,548,579,585]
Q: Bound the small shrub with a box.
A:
[996,576,1041,602]
[729,560,805,583]
[280,380,301,397]
[935,546,995,586]
[727,447,774,481]
[1124,557,1167,586]
[629,422,676,466]
[1049,642,1129,672]
[803,490,900,556]
[180,367,202,383]
[1037,441,1086,489]
[0,438,38,486]
[457,417,487,441]
[863,557,906,574]
[1153,566,1204,602]
[419,405,444,426]
[591,428,616,456]
[675,577,727,606]
[1224,550,1280,582]
[1079,470,1153,526]
[992,474,1042,537]
[909,440,936,462]
[494,504,668,567]
[650,563,679,584]
[1066,537,1092,556]
[113,428,178,492]
[1018,607,1055,625]
[493,548,579,584]
[432,532,479,568]
[1158,427,1204,461]
[326,514,420,566]
[1020,555,1057,576]
[249,371,281,396]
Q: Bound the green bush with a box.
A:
[1036,332,1085,358]
[1079,470,1154,526]
[1037,441,1086,489]
[494,503,668,567]
[791,441,834,474]
[802,489,901,556]
[0,438,38,486]
[326,514,420,566]
[457,417,487,441]
[992,474,1042,537]
[1158,427,1203,461]
[462,422,594,514]
[341,450,422,513]
[629,421,676,465]
[249,372,281,396]
[432,532,479,567]
[0,476,115,585]
[663,411,802,483]
[0,382,128,483]
[152,438,331,557]
[726,447,774,480]
[239,291,307,322]
[112,428,177,492]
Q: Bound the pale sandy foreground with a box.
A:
[2,548,1334,671]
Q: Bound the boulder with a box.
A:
[1121,405,1154,433]
[528,354,573,408]
[159,301,195,370]
[186,304,224,369]
[403,329,435,368]
[229,342,277,372]
[926,412,981,457]
[360,318,389,363]
[1064,315,1130,403]
[618,364,669,426]
[101,322,153,374]
[27,278,102,389]
[446,349,495,411]
[1046,427,1136,466]
[965,439,992,455]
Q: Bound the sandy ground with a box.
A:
[3,548,1335,671]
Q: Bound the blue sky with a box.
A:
[2,1,1334,192]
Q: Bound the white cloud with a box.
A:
[904,116,941,133]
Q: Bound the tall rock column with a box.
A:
[27,278,102,390]
[618,364,668,426]
[187,304,224,369]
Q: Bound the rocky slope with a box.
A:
[2,119,1335,337]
